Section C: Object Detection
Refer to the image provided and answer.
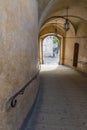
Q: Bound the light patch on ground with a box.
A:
[41,64,58,71]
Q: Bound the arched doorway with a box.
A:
[42,35,60,65]
[39,34,64,66]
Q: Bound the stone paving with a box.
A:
[43,54,59,64]
[24,65,87,130]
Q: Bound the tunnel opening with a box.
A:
[42,35,60,65]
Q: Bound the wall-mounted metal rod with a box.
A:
[10,71,39,108]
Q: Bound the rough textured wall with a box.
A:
[0,0,39,130]
[64,22,87,73]
[76,22,87,72]
[64,37,75,67]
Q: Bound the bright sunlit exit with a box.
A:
[42,36,60,65]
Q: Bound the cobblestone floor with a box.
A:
[24,65,87,130]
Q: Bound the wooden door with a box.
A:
[73,43,79,67]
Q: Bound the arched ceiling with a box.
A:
[38,0,87,37]
[37,0,51,18]
[37,0,87,20]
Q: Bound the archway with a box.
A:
[42,35,60,65]
[38,33,64,65]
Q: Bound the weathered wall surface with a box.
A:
[0,0,39,130]
[77,22,87,72]
[64,37,75,67]
[64,22,87,73]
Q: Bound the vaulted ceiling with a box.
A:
[37,0,51,18]
[37,0,87,19]
[37,0,87,36]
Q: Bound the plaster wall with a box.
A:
[0,0,39,129]
[76,22,87,72]
[64,22,87,73]
[64,36,75,66]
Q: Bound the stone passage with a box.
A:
[23,65,87,130]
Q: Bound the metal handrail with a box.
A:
[10,71,39,108]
